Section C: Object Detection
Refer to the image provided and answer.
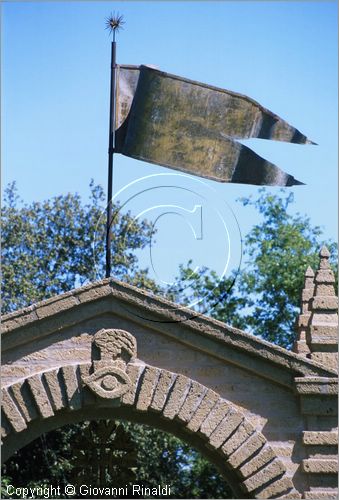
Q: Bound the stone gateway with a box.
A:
[1,249,338,499]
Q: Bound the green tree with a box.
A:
[1,181,158,314]
[170,189,337,348]
[238,189,337,347]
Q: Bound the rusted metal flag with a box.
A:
[115,65,314,186]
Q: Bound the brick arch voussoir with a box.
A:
[1,362,300,499]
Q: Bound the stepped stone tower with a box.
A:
[294,246,338,370]
[293,266,314,356]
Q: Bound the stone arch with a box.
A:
[2,328,299,499]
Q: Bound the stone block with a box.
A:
[302,459,338,474]
[312,297,338,311]
[177,380,206,423]
[61,365,82,410]
[309,337,338,346]
[136,366,160,412]
[121,363,145,406]
[311,313,338,324]
[151,369,176,412]
[252,476,295,499]
[77,284,112,304]
[162,375,190,420]
[10,380,39,422]
[1,309,38,334]
[208,409,243,450]
[304,490,338,499]
[303,431,338,446]
[36,296,79,319]
[310,325,338,338]
[227,432,266,469]
[315,285,336,297]
[199,400,230,438]
[239,445,275,479]
[220,417,253,455]
[1,389,27,433]
[295,378,338,395]
[243,458,286,492]
[27,374,54,418]
[315,270,335,284]
[186,390,219,432]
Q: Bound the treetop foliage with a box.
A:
[2,181,158,314]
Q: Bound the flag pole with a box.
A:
[105,37,116,278]
[105,14,124,278]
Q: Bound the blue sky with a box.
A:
[2,1,338,288]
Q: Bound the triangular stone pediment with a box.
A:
[2,278,336,389]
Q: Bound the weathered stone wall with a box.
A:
[1,275,338,499]
[2,313,305,480]
[294,247,338,370]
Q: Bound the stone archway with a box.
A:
[2,269,338,499]
[2,328,297,499]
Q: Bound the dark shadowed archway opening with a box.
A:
[2,420,233,499]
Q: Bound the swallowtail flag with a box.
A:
[114,65,314,186]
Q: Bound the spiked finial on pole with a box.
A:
[105,13,125,41]
[105,14,124,278]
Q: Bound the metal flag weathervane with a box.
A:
[104,14,315,277]
[114,66,314,186]
[105,13,124,278]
